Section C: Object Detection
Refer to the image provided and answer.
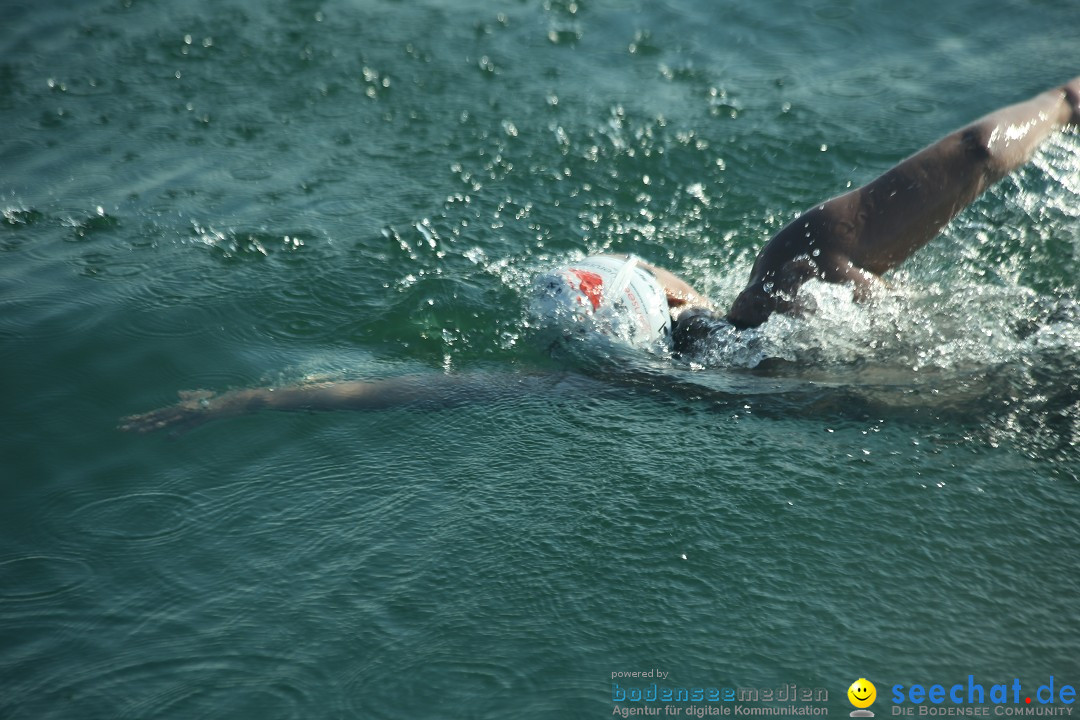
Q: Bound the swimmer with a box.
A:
[121,77,1080,433]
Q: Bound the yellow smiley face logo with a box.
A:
[848,678,876,709]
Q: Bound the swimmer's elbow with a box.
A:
[1063,77,1080,126]
[961,121,1029,187]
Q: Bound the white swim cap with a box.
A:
[530,255,671,349]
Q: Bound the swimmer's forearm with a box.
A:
[192,378,433,417]
[121,373,581,433]
[259,378,432,412]
[852,78,1080,260]
[119,380,413,433]
[866,79,1079,223]
[973,79,1079,175]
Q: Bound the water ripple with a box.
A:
[304,193,364,218]
[114,655,323,720]
[53,491,202,544]
[0,555,92,601]
[0,291,104,343]
[112,305,215,339]
[11,650,332,720]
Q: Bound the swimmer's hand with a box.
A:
[119,389,257,434]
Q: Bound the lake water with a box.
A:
[3,0,1080,717]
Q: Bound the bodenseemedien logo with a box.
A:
[848,678,877,717]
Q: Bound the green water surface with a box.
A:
[3,0,1080,717]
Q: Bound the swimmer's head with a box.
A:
[529,255,671,351]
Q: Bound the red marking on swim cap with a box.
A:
[569,270,604,311]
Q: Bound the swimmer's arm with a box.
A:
[832,77,1080,273]
[119,372,591,434]
[119,382,410,434]
[727,77,1080,328]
